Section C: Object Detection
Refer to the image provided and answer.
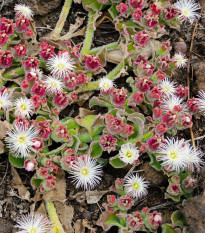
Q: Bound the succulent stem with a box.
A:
[81,9,96,55]
[46,202,65,233]
[50,0,73,39]
[89,42,119,55]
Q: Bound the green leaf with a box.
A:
[9,154,25,168]
[162,224,176,233]
[76,115,97,132]
[108,4,118,19]
[97,157,107,166]
[82,0,102,11]
[171,210,186,228]
[148,152,162,171]
[89,96,113,109]
[32,178,43,188]
[105,213,124,228]
[109,154,126,168]
[89,141,103,158]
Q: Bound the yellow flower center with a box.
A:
[170,152,178,159]
[102,83,109,88]
[57,63,65,70]
[163,86,170,93]
[182,9,190,17]
[51,81,57,87]
[29,228,37,233]
[20,104,27,111]
[125,150,133,158]
[133,181,140,190]
[81,168,89,176]
[18,136,27,144]
[0,101,4,107]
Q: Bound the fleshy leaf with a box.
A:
[108,4,118,19]
[171,210,186,228]
[148,152,162,171]
[109,154,126,168]
[32,178,43,188]
[82,0,102,11]
[9,154,25,168]
[89,141,103,158]
[162,224,176,233]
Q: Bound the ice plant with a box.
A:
[159,78,176,96]
[197,90,205,114]
[43,76,63,95]
[0,90,12,111]
[99,78,114,94]
[119,143,139,164]
[157,138,187,172]
[15,213,51,233]
[5,125,38,158]
[124,173,149,199]
[14,97,34,118]
[174,0,200,24]
[14,4,33,20]
[173,53,188,68]
[161,95,186,112]
[70,155,103,190]
[47,54,75,78]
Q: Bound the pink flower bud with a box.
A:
[85,55,100,71]
[38,121,53,140]
[116,3,128,13]
[157,56,172,70]
[155,123,167,135]
[40,43,54,60]
[53,92,70,109]
[176,85,188,98]
[36,167,49,179]
[32,138,44,152]
[31,81,46,98]
[115,178,124,189]
[164,6,177,21]
[0,18,15,35]
[153,107,163,120]
[150,87,161,100]
[0,30,7,45]
[21,80,29,90]
[154,214,162,224]
[111,88,127,107]
[16,16,30,32]
[31,95,41,108]
[151,3,162,15]
[136,77,153,92]
[24,158,38,171]
[180,114,192,128]
[99,134,117,153]
[155,70,166,80]
[132,92,144,105]
[134,30,149,45]
[118,195,135,211]
[144,13,159,28]
[64,73,78,90]
[107,195,116,205]
[129,0,144,9]
[26,29,33,37]
[24,57,39,70]
[14,44,27,56]
[0,51,14,67]
[187,98,199,113]
[107,117,124,135]
[162,111,178,128]
[161,41,172,53]
[122,124,134,137]
[147,134,163,152]
[41,175,56,192]
[132,9,142,20]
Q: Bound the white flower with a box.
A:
[174,0,200,24]
[47,54,75,78]
[70,155,103,190]
[159,78,176,96]
[197,90,205,114]
[161,95,187,112]
[119,143,139,164]
[0,90,12,111]
[14,97,34,118]
[30,68,43,80]
[15,213,51,233]
[124,173,149,200]
[99,78,114,92]
[173,53,188,68]
[5,125,38,158]
[157,138,187,172]
[14,4,33,20]
[43,76,63,95]
[184,143,204,171]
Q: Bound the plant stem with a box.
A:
[2,67,25,79]
[50,0,73,39]
[46,202,65,233]
[81,9,96,55]
[74,61,124,93]
[89,42,119,55]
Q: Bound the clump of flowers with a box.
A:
[0,0,204,232]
